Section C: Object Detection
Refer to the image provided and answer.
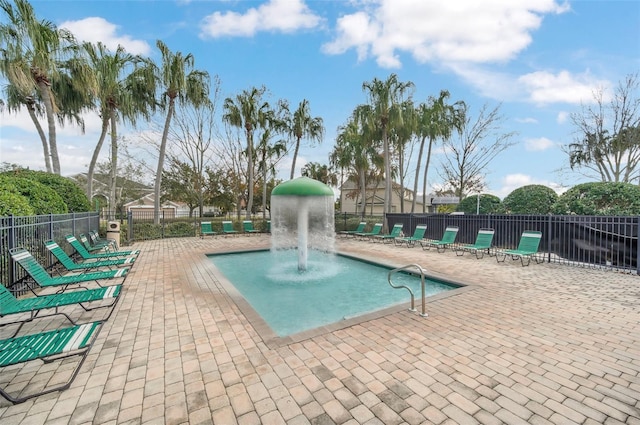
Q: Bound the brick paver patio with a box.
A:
[1,235,639,424]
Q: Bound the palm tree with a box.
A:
[80,42,155,207]
[256,124,287,220]
[286,99,324,179]
[301,162,337,186]
[152,40,210,223]
[362,74,414,217]
[333,105,380,217]
[0,0,78,174]
[1,82,50,172]
[412,91,466,212]
[223,86,270,220]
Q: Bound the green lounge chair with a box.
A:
[394,224,427,247]
[79,233,137,256]
[372,223,404,244]
[89,230,117,251]
[455,228,495,259]
[200,221,217,238]
[67,235,139,259]
[0,321,102,404]
[355,223,383,240]
[44,240,135,272]
[243,220,260,235]
[495,230,543,266]
[421,226,459,252]
[0,284,120,337]
[10,247,127,291]
[222,221,238,236]
[339,222,366,237]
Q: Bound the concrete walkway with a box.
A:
[1,235,639,424]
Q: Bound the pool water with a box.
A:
[208,250,455,337]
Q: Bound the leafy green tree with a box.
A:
[362,73,414,217]
[285,99,324,179]
[567,73,640,182]
[0,0,77,174]
[502,185,558,214]
[457,194,502,214]
[151,40,210,224]
[205,168,237,215]
[553,182,640,215]
[1,169,90,211]
[162,159,201,216]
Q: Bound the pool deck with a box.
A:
[1,234,639,424]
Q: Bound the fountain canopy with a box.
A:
[271,176,334,197]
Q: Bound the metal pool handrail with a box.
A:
[387,264,429,317]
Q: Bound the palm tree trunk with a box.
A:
[26,102,52,173]
[155,99,175,224]
[411,135,426,213]
[109,111,118,215]
[383,128,391,230]
[359,171,366,219]
[87,116,109,201]
[38,82,60,174]
[290,136,301,180]
[246,132,254,220]
[421,137,435,213]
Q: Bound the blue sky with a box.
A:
[1,0,638,198]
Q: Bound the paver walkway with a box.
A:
[0,235,639,424]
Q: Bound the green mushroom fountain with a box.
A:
[271,177,335,271]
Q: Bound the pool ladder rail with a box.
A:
[387,264,429,317]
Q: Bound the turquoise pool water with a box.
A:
[208,250,456,337]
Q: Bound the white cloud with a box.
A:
[516,117,538,124]
[200,0,322,38]
[557,111,569,124]
[518,70,611,105]
[60,17,151,55]
[323,0,569,68]
[525,137,555,152]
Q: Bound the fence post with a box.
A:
[128,210,133,244]
[547,214,552,263]
[637,216,640,275]
[8,214,15,285]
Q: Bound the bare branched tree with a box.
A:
[566,73,640,182]
[438,103,517,198]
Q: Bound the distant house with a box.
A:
[339,178,458,214]
[122,194,183,219]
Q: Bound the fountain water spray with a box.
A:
[271,177,335,271]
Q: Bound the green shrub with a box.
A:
[503,185,558,214]
[457,194,502,214]
[165,221,196,237]
[0,191,35,216]
[1,176,68,214]
[553,182,640,215]
[1,169,91,212]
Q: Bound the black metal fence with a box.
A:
[386,213,639,273]
[0,212,100,290]
[2,211,639,290]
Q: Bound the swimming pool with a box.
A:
[208,249,458,338]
